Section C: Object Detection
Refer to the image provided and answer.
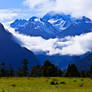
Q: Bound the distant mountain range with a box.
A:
[8,11,92,71]
[11,17,57,39]
[11,12,92,39]
[0,23,38,70]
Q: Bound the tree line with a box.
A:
[0,59,92,77]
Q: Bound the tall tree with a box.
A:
[22,59,29,76]
[80,70,86,77]
[65,64,80,77]
[8,64,14,77]
[30,65,42,77]
[0,62,8,77]
[17,59,29,77]
[41,60,63,77]
[88,64,92,77]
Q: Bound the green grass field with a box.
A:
[0,77,92,92]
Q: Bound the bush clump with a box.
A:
[11,84,16,87]
[79,83,84,87]
[50,81,58,85]
[60,81,66,84]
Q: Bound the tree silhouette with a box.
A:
[41,60,63,77]
[65,64,80,77]
[30,65,42,77]
[17,59,29,77]
[8,64,14,77]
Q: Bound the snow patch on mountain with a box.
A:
[48,18,68,30]
[48,19,58,24]
[34,18,40,22]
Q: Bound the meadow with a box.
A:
[0,77,92,92]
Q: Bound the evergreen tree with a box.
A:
[65,64,71,77]
[30,60,63,77]
[17,59,29,77]
[88,64,92,77]
[0,62,9,77]
[8,64,14,77]
[41,60,63,77]
[30,65,42,77]
[0,62,6,66]
[80,70,86,77]
[22,59,29,76]
[65,64,80,77]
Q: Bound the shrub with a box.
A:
[50,81,56,85]
[79,83,84,87]
[73,80,77,82]
[11,84,16,87]
[60,81,66,84]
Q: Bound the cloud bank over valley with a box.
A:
[6,25,92,56]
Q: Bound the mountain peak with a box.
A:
[29,16,39,21]
[10,19,27,29]
[82,16,92,23]
[43,11,71,21]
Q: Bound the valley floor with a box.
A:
[0,77,92,92]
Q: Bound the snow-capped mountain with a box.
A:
[10,19,27,29]
[11,12,92,39]
[42,12,92,37]
[0,23,38,70]
[11,17,58,39]
[57,16,92,38]
[42,11,73,31]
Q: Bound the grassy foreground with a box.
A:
[0,77,92,92]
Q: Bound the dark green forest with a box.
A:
[0,59,92,78]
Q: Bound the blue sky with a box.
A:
[0,0,24,9]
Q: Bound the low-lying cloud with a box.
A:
[6,25,92,56]
[23,0,92,19]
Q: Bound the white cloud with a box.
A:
[23,0,55,17]
[0,9,18,21]
[0,8,44,24]
[23,0,48,8]
[23,0,92,19]
[6,24,92,56]
[61,34,92,55]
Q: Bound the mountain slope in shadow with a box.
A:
[0,23,38,70]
